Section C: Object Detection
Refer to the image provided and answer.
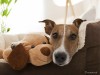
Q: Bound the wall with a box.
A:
[43,0,89,23]
[5,0,97,34]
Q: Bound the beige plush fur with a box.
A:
[29,44,53,66]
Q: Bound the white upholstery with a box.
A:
[0,34,25,49]
[0,35,5,49]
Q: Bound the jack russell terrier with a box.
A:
[39,18,86,66]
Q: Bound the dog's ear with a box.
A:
[73,18,86,28]
[39,19,56,35]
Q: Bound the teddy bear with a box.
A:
[2,33,53,70]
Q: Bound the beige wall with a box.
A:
[43,0,94,23]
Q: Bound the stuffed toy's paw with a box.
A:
[7,43,29,70]
[29,44,53,66]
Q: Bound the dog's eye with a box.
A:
[31,45,35,48]
[42,41,46,44]
[69,34,77,40]
[52,32,58,39]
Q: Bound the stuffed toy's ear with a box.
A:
[73,18,86,28]
[45,36,50,44]
[7,43,29,70]
[39,19,56,35]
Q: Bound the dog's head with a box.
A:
[39,18,86,66]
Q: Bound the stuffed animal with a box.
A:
[2,33,53,70]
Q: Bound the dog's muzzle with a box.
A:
[54,52,67,66]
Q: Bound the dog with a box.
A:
[39,18,86,66]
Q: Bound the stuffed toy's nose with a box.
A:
[11,44,16,49]
[40,47,50,56]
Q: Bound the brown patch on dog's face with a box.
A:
[50,25,64,49]
[64,25,79,57]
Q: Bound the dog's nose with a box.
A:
[55,52,67,64]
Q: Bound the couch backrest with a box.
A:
[0,35,5,49]
[0,34,25,49]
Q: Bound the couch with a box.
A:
[0,20,100,75]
